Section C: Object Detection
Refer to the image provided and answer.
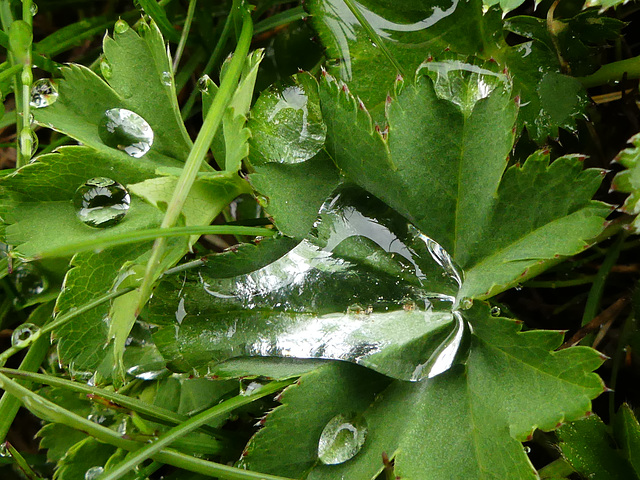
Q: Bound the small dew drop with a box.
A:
[74,177,131,228]
[11,323,39,347]
[85,466,105,480]
[98,108,154,158]
[197,75,210,93]
[30,79,58,108]
[114,19,129,34]
[100,59,113,80]
[346,303,364,315]
[162,71,172,86]
[240,380,264,396]
[30,3,38,16]
[524,446,531,454]
[0,443,10,457]
[318,413,367,465]
[490,306,501,317]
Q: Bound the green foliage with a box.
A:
[0,1,639,480]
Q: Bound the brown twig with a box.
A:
[559,295,631,349]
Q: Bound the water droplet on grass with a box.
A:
[30,3,38,15]
[490,306,501,316]
[85,466,104,480]
[197,75,210,93]
[74,177,131,228]
[162,71,172,86]
[30,79,58,108]
[318,413,367,465]
[99,108,154,158]
[11,323,39,346]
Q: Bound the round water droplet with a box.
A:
[30,3,38,15]
[85,466,104,480]
[30,78,58,108]
[0,443,10,457]
[162,71,172,86]
[524,446,531,454]
[197,75,210,93]
[74,177,131,228]
[13,264,48,297]
[11,323,39,347]
[114,19,129,34]
[490,306,501,317]
[100,59,112,80]
[318,413,367,465]
[98,108,154,158]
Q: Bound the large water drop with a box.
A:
[318,413,367,465]
[11,323,39,347]
[74,177,131,228]
[98,108,154,158]
[30,79,58,108]
[13,264,48,298]
[84,466,104,480]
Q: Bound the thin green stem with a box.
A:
[173,0,197,71]
[342,0,406,77]
[31,225,274,260]
[538,457,574,478]
[0,367,221,437]
[579,55,640,89]
[17,0,34,167]
[0,287,134,366]
[581,232,626,327]
[100,380,294,480]
[609,312,635,422]
[0,372,295,480]
[3,442,41,480]
[0,305,52,442]
[253,6,307,35]
[138,9,254,312]
[180,5,235,120]
[524,276,596,288]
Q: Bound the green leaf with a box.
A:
[613,404,640,477]
[612,132,640,233]
[148,187,467,380]
[33,18,192,165]
[243,303,605,480]
[203,50,264,172]
[248,151,341,238]
[307,0,589,142]
[37,423,87,464]
[52,437,116,480]
[318,67,609,299]
[557,410,640,480]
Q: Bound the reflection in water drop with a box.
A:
[318,413,367,465]
[418,54,511,117]
[74,177,131,228]
[13,264,48,298]
[11,323,39,347]
[490,306,501,317]
[114,19,129,34]
[162,71,172,86]
[0,443,9,457]
[30,79,58,108]
[85,466,105,480]
[99,108,154,158]
[30,3,38,15]
[151,187,471,381]
[197,75,210,93]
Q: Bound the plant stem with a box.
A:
[341,0,406,78]
[17,0,34,167]
[0,305,52,442]
[538,457,574,478]
[253,6,307,35]
[609,312,635,422]
[0,372,295,480]
[32,225,274,260]
[3,442,42,480]
[524,276,596,288]
[100,380,294,480]
[138,7,253,314]
[579,55,640,88]
[173,0,197,71]
[581,232,625,327]
[0,287,133,366]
